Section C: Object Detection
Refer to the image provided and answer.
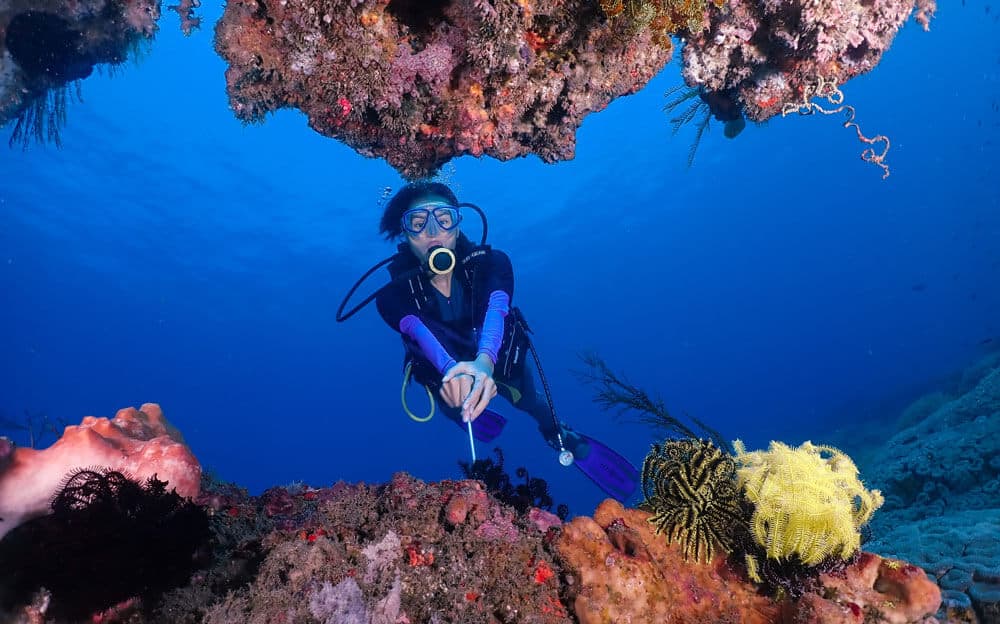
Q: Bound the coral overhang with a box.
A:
[0,0,159,143]
[213,0,675,179]
[210,0,932,177]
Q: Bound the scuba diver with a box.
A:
[337,181,638,502]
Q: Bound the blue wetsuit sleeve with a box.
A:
[477,290,509,364]
[476,250,514,364]
[400,314,457,374]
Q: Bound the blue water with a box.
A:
[2,2,998,518]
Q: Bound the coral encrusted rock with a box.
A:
[214,0,673,179]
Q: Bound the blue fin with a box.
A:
[572,434,640,502]
[467,409,507,443]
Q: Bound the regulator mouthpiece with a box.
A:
[427,245,456,275]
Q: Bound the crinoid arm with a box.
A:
[576,352,731,452]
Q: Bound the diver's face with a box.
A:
[403,196,460,265]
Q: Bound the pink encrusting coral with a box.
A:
[168,0,201,35]
[681,0,935,123]
[557,499,942,624]
[0,403,201,540]
[213,0,674,179]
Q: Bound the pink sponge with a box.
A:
[0,403,201,539]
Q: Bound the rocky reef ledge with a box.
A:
[0,405,942,624]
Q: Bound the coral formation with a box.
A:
[662,84,746,166]
[638,437,743,563]
[797,551,943,624]
[556,498,940,624]
[580,355,891,594]
[206,0,934,176]
[558,498,781,623]
[0,470,210,621]
[213,0,674,179]
[871,365,1000,521]
[862,358,1000,622]
[1,0,937,173]
[0,403,947,623]
[184,474,573,624]
[0,403,201,540]
[168,0,200,35]
[459,446,570,519]
[870,509,1000,624]
[0,0,160,145]
[599,0,716,47]
[734,440,884,568]
[681,0,933,124]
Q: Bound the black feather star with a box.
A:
[460,447,569,520]
[638,438,746,563]
[0,467,210,621]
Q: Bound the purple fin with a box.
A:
[573,434,640,502]
[469,409,507,443]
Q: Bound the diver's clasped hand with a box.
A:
[438,375,470,412]
[442,355,497,422]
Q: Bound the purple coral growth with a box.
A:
[214,0,673,179]
[309,578,368,624]
[682,0,930,122]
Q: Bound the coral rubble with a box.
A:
[213,0,674,179]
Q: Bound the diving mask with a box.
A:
[401,203,461,236]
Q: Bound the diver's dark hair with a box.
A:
[379,181,458,240]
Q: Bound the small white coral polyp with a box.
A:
[733,440,884,566]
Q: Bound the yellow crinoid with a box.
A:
[732,440,883,567]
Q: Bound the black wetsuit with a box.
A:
[375,235,555,435]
